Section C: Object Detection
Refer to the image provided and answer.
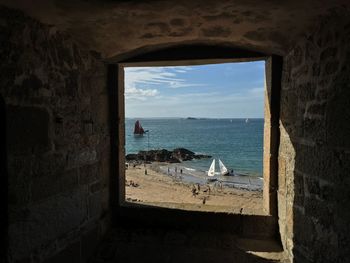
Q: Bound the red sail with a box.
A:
[134,120,144,134]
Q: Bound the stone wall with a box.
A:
[279,9,350,262]
[0,7,110,262]
[3,2,350,263]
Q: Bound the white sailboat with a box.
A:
[218,159,229,176]
[207,159,217,182]
[207,159,215,177]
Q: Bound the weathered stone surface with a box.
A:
[44,240,81,263]
[88,192,102,219]
[2,2,350,263]
[7,105,51,154]
[279,9,350,262]
[79,163,99,185]
[1,8,108,263]
[2,0,349,58]
[201,26,231,37]
[81,225,99,263]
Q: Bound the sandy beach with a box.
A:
[125,163,264,215]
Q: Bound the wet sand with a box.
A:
[125,163,265,215]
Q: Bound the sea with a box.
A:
[125,118,263,188]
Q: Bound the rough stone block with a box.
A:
[293,247,313,263]
[326,77,350,148]
[55,190,88,236]
[89,181,101,193]
[201,26,231,37]
[93,94,109,125]
[294,209,315,248]
[81,224,99,262]
[32,152,66,178]
[292,64,309,80]
[79,163,98,185]
[290,45,304,68]
[304,176,320,197]
[44,240,81,263]
[88,192,102,219]
[304,197,333,227]
[60,169,79,193]
[302,117,326,142]
[7,105,51,154]
[280,90,297,122]
[320,47,337,61]
[306,102,326,116]
[296,82,315,102]
[9,200,63,260]
[294,172,304,206]
[323,61,339,75]
[31,172,61,202]
[67,149,97,168]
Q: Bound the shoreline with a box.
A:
[125,162,264,215]
[128,160,263,191]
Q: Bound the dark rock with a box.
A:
[193,154,212,159]
[125,154,138,161]
[125,148,210,163]
[172,148,195,161]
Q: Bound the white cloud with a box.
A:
[125,87,159,100]
[124,66,205,94]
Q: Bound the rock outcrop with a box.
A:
[125,148,211,163]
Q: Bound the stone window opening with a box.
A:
[108,45,282,242]
[121,60,266,214]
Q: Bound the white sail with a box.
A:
[208,159,215,177]
[219,159,229,175]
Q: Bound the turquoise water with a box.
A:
[125,118,263,177]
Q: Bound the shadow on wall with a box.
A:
[0,95,8,262]
[280,16,350,262]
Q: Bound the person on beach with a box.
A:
[167,167,170,174]
[145,169,147,175]
[180,169,182,174]
[192,185,198,196]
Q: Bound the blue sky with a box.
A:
[124,61,265,118]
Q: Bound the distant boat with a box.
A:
[245,118,249,123]
[133,120,147,135]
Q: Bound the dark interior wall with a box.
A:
[0,95,7,263]
[0,7,110,262]
[279,9,350,262]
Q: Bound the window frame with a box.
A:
[108,45,281,238]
